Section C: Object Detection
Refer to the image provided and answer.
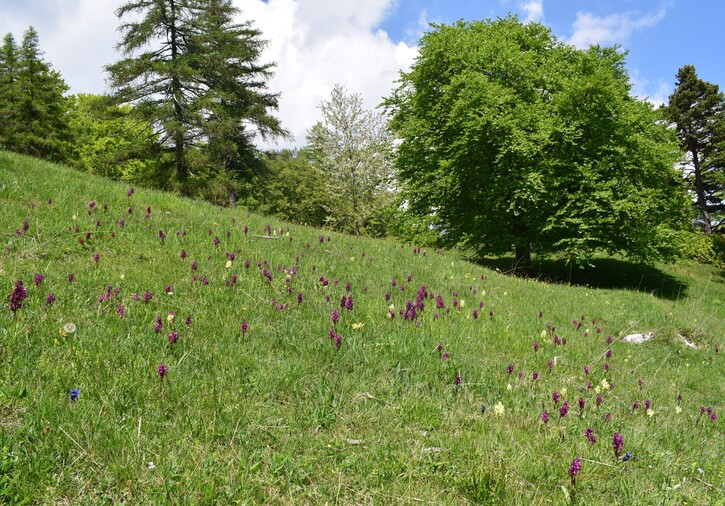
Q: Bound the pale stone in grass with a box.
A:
[422,447,442,453]
[677,334,698,349]
[623,332,654,344]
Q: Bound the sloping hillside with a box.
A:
[1,151,722,504]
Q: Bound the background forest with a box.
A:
[0,1,723,264]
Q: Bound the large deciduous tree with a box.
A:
[307,84,395,237]
[663,65,725,235]
[384,17,688,265]
[106,0,286,187]
[0,27,71,161]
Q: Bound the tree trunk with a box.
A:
[513,221,531,270]
[228,189,237,207]
[514,243,531,270]
[168,0,187,181]
[691,149,713,235]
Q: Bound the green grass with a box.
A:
[1,150,723,504]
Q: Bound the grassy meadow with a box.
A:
[0,150,723,504]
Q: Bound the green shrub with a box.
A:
[677,230,716,263]
[711,232,725,266]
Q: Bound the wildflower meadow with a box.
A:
[1,151,723,503]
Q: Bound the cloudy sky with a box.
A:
[1,0,723,148]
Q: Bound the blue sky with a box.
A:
[380,0,723,102]
[1,0,723,147]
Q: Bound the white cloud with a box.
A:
[406,8,430,43]
[630,69,671,107]
[568,6,667,48]
[0,0,119,95]
[519,0,544,23]
[45,0,120,94]
[241,0,418,148]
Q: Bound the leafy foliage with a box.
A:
[67,94,169,185]
[0,27,71,161]
[384,17,689,264]
[307,84,396,236]
[254,149,329,226]
[663,65,725,235]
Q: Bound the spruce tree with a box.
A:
[0,28,70,160]
[189,0,286,176]
[0,34,21,150]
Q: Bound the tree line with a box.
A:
[0,5,723,263]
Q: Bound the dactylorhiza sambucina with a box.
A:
[559,402,570,418]
[9,278,28,314]
[568,457,582,478]
[329,328,342,348]
[612,432,624,458]
[552,391,561,405]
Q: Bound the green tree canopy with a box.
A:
[663,65,725,235]
[384,16,688,265]
[66,94,168,184]
[0,27,71,161]
[307,84,396,237]
[254,149,329,227]
[106,0,286,187]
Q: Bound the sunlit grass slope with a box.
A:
[1,150,722,504]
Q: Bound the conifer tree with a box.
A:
[0,34,21,149]
[189,0,286,176]
[663,65,725,235]
[106,0,286,186]
[0,27,70,160]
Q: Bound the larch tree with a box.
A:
[307,84,395,237]
[663,65,725,235]
[106,0,286,188]
[188,0,286,179]
[384,16,689,265]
